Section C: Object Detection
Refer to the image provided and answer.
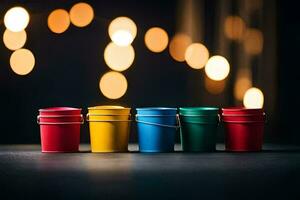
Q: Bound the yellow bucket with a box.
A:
[87,106,131,152]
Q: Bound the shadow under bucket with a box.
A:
[136,107,178,153]
[179,107,219,152]
[38,107,83,153]
[87,106,131,153]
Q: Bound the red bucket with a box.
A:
[38,107,83,153]
[222,107,265,152]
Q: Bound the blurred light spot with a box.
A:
[4,7,30,32]
[169,33,192,62]
[224,16,246,41]
[10,48,35,75]
[245,0,262,12]
[48,9,70,34]
[204,75,226,94]
[243,28,263,55]
[144,27,169,53]
[104,42,135,71]
[109,16,137,46]
[243,87,264,108]
[69,2,94,27]
[205,55,230,81]
[3,29,27,50]
[234,68,252,101]
[111,30,133,47]
[99,71,128,99]
[185,43,209,69]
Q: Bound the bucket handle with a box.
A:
[221,112,266,117]
[135,114,181,129]
[86,113,131,122]
[221,113,267,123]
[37,115,84,125]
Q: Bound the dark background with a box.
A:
[0,0,297,144]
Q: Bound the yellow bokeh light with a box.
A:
[104,42,135,71]
[205,55,230,81]
[169,33,192,62]
[234,68,252,101]
[224,16,246,41]
[10,48,35,75]
[108,16,137,46]
[4,7,30,32]
[204,76,226,95]
[99,71,128,99]
[3,29,27,50]
[185,43,209,69]
[47,9,70,34]
[243,28,263,55]
[69,2,94,27]
[144,27,169,53]
[243,87,264,108]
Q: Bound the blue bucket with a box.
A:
[136,107,178,152]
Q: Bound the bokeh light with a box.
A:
[234,68,252,101]
[205,55,230,81]
[243,28,263,55]
[243,87,264,108]
[169,33,192,62]
[10,48,35,75]
[48,9,70,34]
[4,7,30,32]
[104,42,135,71]
[204,76,226,94]
[224,16,246,41]
[144,27,169,53]
[185,43,209,69]
[3,29,27,50]
[99,71,128,99]
[69,2,94,27]
[108,16,137,46]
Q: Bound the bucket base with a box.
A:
[91,149,128,153]
[139,150,174,153]
[226,148,262,152]
[182,149,216,152]
[42,150,79,153]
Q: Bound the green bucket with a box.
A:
[179,107,219,152]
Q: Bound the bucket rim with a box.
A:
[179,107,219,111]
[222,120,265,123]
[136,107,177,111]
[88,105,131,110]
[222,107,263,112]
[39,107,82,112]
[222,113,265,117]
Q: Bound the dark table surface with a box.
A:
[1,144,300,200]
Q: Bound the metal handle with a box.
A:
[135,114,180,129]
[221,112,266,117]
[37,115,84,125]
[86,113,131,122]
[221,113,267,123]
[222,120,265,124]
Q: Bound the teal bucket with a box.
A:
[179,107,219,152]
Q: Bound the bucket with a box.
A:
[136,107,178,152]
[37,107,83,153]
[87,106,131,153]
[179,107,219,152]
[221,107,265,152]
